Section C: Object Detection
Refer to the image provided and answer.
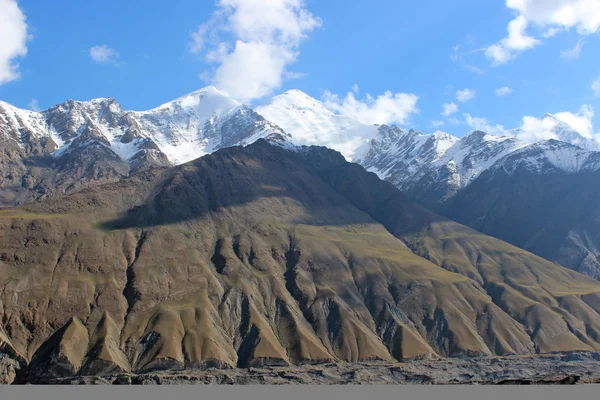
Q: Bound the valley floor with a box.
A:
[31,352,600,385]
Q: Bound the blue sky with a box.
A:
[1,0,599,138]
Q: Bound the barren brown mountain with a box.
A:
[2,140,600,384]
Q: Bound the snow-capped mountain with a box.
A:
[0,86,289,205]
[3,85,600,280]
[17,86,288,166]
[6,86,595,192]
[130,87,288,164]
[255,90,600,204]
[490,139,600,176]
[356,129,527,206]
[255,89,377,161]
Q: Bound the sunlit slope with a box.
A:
[308,147,600,354]
[1,140,600,381]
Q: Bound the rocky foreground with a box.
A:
[21,353,600,385]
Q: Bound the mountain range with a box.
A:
[2,87,600,383]
[2,87,600,280]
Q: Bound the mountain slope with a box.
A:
[440,140,600,279]
[2,140,600,383]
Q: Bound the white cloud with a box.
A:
[513,106,597,146]
[190,0,321,102]
[484,44,513,65]
[89,45,119,64]
[456,88,476,103]
[464,113,508,135]
[517,115,563,142]
[506,0,600,35]
[464,105,599,147]
[495,86,513,96]
[487,0,600,65]
[351,84,360,94]
[28,99,40,111]
[213,40,294,101]
[0,0,29,85]
[431,120,445,127]
[485,15,540,65]
[554,105,595,138]
[442,102,459,116]
[592,77,600,97]
[560,39,583,60]
[322,90,419,125]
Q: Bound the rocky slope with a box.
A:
[2,140,600,384]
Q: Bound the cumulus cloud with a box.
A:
[517,115,564,142]
[0,0,29,85]
[89,45,120,64]
[190,0,321,102]
[456,88,476,103]
[486,0,600,65]
[495,86,513,96]
[507,0,600,34]
[593,77,600,97]
[560,39,583,60]
[485,15,540,65]
[442,102,459,116]
[322,90,419,125]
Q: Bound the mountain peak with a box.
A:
[281,88,315,98]
[147,86,240,113]
[264,89,326,110]
[256,90,378,161]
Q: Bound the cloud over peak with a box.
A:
[322,89,419,126]
[191,0,321,102]
[464,105,599,148]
